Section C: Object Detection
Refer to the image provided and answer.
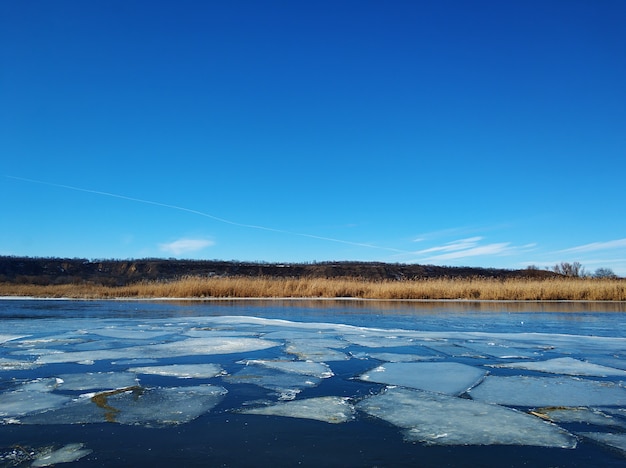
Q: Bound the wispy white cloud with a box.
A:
[422,242,513,262]
[408,236,536,263]
[159,238,214,256]
[414,237,483,255]
[558,238,626,254]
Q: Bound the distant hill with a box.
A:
[0,256,557,286]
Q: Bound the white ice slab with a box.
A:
[356,387,577,448]
[469,375,626,407]
[224,366,321,400]
[239,396,355,423]
[0,357,38,371]
[358,362,486,395]
[87,328,170,340]
[19,384,227,427]
[128,364,224,379]
[35,337,278,364]
[285,341,349,362]
[0,334,28,344]
[461,340,539,359]
[240,359,333,378]
[342,334,415,348]
[56,372,139,391]
[489,357,626,377]
[0,386,70,417]
[352,352,442,362]
[31,443,92,467]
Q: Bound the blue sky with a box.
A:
[2,1,625,275]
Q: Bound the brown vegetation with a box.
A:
[1,276,625,301]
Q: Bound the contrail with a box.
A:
[5,175,407,254]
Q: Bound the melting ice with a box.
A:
[2,311,626,460]
[358,362,486,395]
[357,386,577,447]
[239,396,355,423]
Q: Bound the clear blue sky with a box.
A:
[2,1,625,275]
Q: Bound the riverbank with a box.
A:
[1,276,625,301]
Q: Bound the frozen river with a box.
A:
[1,299,626,467]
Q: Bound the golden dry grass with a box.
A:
[1,276,625,301]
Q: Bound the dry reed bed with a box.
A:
[1,276,625,301]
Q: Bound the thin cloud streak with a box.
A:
[6,176,407,254]
[414,237,483,255]
[422,243,512,262]
[559,238,626,254]
[159,238,214,255]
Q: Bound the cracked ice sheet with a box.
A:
[0,378,71,417]
[342,334,415,348]
[579,432,626,456]
[127,364,224,379]
[285,341,349,362]
[351,352,443,362]
[35,337,278,364]
[0,357,39,371]
[56,372,139,391]
[240,359,333,378]
[239,396,355,423]
[531,407,619,427]
[489,357,626,377]
[19,385,227,427]
[358,362,486,396]
[469,375,626,407]
[0,334,27,344]
[86,328,171,340]
[223,366,321,401]
[356,387,577,448]
[459,340,540,359]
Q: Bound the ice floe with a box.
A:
[0,378,70,417]
[20,384,227,427]
[2,308,626,461]
[31,443,92,467]
[240,359,333,378]
[224,365,321,401]
[35,336,278,364]
[285,341,349,362]
[127,363,224,378]
[358,362,486,395]
[356,387,577,447]
[0,334,27,344]
[239,396,355,423]
[342,333,416,348]
[489,357,626,377]
[56,372,139,391]
[0,357,38,371]
[86,328,171,340]
[529,407,618,426]
[351,351,442,362]
[469,375,626,407]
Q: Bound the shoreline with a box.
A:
[2,295,626,304]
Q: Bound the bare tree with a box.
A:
[593,267,617,279]
[552,262,586,277]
